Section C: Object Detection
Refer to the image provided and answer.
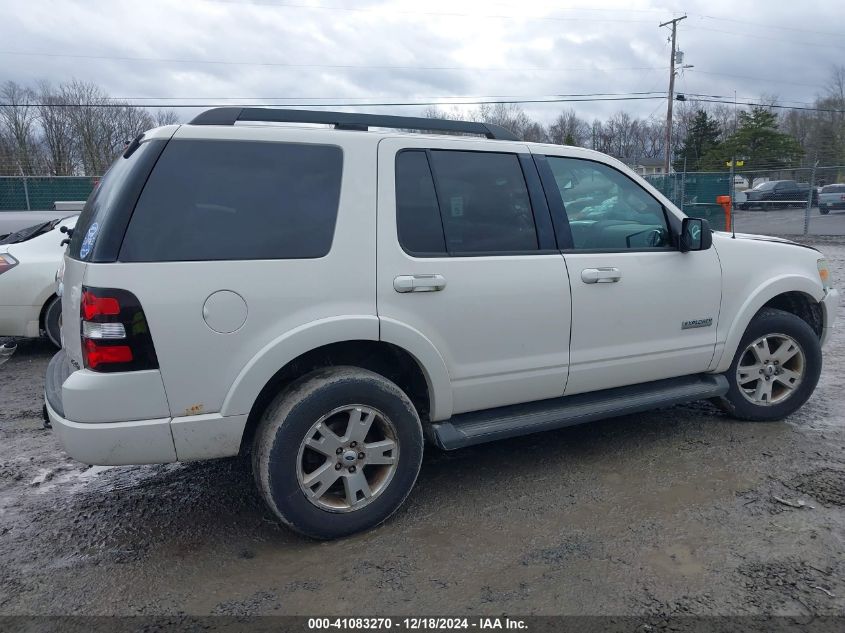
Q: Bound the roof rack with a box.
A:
[189,107,519,141]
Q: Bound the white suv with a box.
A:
[46,108,839,539]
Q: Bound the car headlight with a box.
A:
[0,253,18,275]
[817,258,831,290]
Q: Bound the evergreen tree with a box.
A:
[674,109,721,171]
[702,107,803,174]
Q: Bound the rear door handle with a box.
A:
[394,274,447,293]
[581,267,622,284]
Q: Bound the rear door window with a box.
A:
[120,140,343,262]
[427,150,538,254]
[395,151,447,255]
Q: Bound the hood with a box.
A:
[713,231,820,252]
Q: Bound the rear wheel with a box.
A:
[43,296,62,349]
[820,207,830,215]
[716,308,821,421]
[253,367,424,539]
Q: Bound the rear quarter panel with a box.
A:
[84,126,380,419]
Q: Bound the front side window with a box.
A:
[120,140,343,262]
[547,156,671,251]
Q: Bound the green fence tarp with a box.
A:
[0,177,97,211]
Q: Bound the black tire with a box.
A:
[252,366,424,539]
[43,296,62,349]
[716,308,822,422]
[820,208,830,215]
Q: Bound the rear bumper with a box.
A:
[45,349,177,465]
[45,350,247,465]
[820,288,839,348]
[46,398,176,465]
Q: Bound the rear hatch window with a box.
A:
[118,140,343,262]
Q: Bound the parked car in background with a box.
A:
[0,215,77,347]
[819,184,845,215]
[738,180,817,210]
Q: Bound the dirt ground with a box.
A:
[1,238,843,619]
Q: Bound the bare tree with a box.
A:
[153,109,181,126]
[0,81,41,174]
[548,109,589,146]
[36,81,76,175]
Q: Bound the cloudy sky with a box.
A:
[1,0,842,124]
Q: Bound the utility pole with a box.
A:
[660,14,686,175]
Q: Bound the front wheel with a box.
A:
[716,308,822,421]
[253,367,424,539]
[820,207,830,215]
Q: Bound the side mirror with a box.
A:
[680,217,712,252]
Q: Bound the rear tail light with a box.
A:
[0,253,18,275]
[80,287,158,372]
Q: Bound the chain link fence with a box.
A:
[646,165,845,235]
[0,176,99,211]
[3,165,845,235]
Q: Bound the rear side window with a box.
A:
[821,185,845,194]
[120,140,343,262]
[395,151,446,254]
[394,150,539,256]
[429,151,538,254]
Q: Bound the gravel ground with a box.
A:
[1,238,843,618]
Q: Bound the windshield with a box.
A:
[753,181,776,191]
[0,219,61,245]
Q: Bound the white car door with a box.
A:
[376,137,573,418]
[534,151,722,396]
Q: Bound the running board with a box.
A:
[430,374,729,450]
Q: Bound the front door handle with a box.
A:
[394,274,447,293]
[581,267,622,284]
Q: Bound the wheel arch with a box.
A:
[38,292,59,330]
[226,318,451,455]
[714,275,824,373]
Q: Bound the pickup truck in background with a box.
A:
[819,184,845,215]
[738,180,818,210]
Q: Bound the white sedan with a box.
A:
[0,215,78,347]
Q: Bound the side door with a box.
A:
[773,182,790,205]
[534,152,722,396]
[376,137,572,418]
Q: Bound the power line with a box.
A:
[193,0,658,23]
[691,97,845,114]
[689,13,841,38]
[687,25,845,50]
[1,96,668,108]
[6,95,842,113]
[690,70,825,89]
[81,91,669,102]
[0,50,665,73]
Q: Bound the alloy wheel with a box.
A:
[296,405,399,512]
[736,334,805,406]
